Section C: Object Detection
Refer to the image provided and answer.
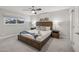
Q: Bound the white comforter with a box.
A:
[21,29,52,42]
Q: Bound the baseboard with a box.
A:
[0,34,17,40]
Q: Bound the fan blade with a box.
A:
[23,6,42,11]
[36,8,42,11]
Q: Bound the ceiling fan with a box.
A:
[23,6,42,14]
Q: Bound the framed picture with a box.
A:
[4,16,17,24]
[4,16,25,24]
[17,17,25,24]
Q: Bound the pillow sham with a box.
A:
[40,26,46,31]
[45,27,50,31]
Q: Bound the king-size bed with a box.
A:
[18,21,53,51]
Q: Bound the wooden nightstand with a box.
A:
[52,30,60,39]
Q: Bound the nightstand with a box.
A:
[52,30,60,39]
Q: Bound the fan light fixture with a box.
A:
[32,10,37,14]
[32,10,35,13]
[23,6,42,15]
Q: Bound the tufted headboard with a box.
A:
[36,21,53,30]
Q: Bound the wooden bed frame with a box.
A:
[18,21,53,51]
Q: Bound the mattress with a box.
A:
[21,29,52,42]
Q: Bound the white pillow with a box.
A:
[36,26,41,30]
[36,26,50,31]
[40,26,46,31]
[46,27,50,31]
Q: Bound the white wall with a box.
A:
[31,9,70,39]
[72,7,79,51]
[0,9,31,39]
[30,15,39,27]
[1,8,70,40]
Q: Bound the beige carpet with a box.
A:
[0,36,74,52]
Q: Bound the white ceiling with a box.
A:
[0,6,72,15]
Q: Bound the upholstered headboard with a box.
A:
[36,21,53,30]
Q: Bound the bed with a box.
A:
[18,21,53,51]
